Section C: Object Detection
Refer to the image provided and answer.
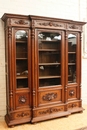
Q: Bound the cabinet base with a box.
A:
[5,114,31,127]
[68,107,84,114]
[31,111,71,123]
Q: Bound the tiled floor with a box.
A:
[1,105,87,130]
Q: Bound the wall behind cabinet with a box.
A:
[0,0,87,120]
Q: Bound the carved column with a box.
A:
[8,26,14,111]
[64,31,68,111]
[31,20,36,109]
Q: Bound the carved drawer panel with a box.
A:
[38,89,62,105]
[10,110,31,120]
[33,105,64,117]
[68,87,77,100]
[7,18,30,27]
[67,24,82,31]
[16,92,30,108]
[68,102,79,109]
[34,20,66,29]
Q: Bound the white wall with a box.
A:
[0,0,87,120]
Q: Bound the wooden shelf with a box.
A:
[16,40,27,43]
[39,63,60,65]
[39,75,61,79]
[68,63,76,65]
[16,76,28,79]
[68,52,76,54]
[39,49,59,51]
[16,58,27,60]
[39,40,60,42]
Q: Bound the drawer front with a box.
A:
[10,110,31,120]
[33,105,64,117]
[67,102,80,109]
[38,89,62,105]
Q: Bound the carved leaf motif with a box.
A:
[68,103,77,108]
[38,22,63,27]
[42,93,57,101]
[39,107,63,115]
[69,24,78,29]
[15,20,28,25]
[16,112,29,117]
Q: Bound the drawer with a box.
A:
[10,110,31,120]
[67,102,80,109]
[33,105,64,117]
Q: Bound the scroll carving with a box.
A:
[39,107,63,115]
[16,112,29,117]
[68,103,77,108]
[15,20,28,25]
[42,93,57,101]
[38,21,63,27]
[69,24,78,29]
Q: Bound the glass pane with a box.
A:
[68,34,76,83]
[15,30,28,88]
[38,32,61,87]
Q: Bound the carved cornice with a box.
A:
[69,24,78,29]
[38,21,63,27]
[15,19,28,25]
[42,93,57,101]
[67,24,81,31]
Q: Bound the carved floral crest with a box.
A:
[42,93,57,101]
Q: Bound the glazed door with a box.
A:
[13,28,31,120]
[35,29,65,107]
[65,32,81,104]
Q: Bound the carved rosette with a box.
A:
[39,107,63,115]
[42,93,57,101]
[69,90,75,97]
[19,96,27,104]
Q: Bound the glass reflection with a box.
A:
[15,30,28,88]
[68,34,76,83]
[16,30,27,40]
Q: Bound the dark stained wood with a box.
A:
[1,13,86,127]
